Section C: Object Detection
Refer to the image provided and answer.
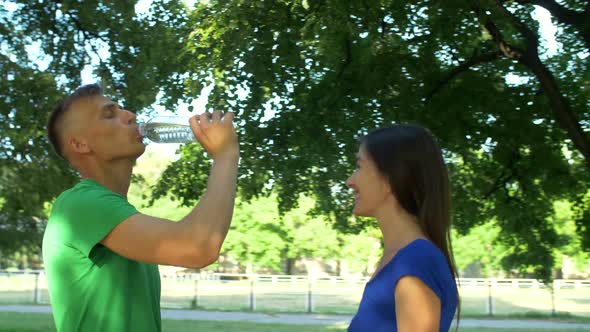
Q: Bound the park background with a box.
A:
[1,0,589,331]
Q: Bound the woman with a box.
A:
[346,124,459,332]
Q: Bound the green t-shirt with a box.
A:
[42,179,161,332]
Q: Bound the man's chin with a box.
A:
[352,207,367,217]
[131,144,146,161]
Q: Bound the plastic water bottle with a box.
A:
[138,115,197,143]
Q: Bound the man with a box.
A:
[42,83,239,331]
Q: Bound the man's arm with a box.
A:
[101,110,239,268]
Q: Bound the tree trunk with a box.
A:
[285,258,294,275]
[246,261,253,275]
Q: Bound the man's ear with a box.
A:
[65,136,91,154]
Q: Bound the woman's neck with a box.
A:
[375,204,427,258]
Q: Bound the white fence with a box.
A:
[1,270,589,317]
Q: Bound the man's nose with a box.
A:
[123,109,136,124]
[345,175,354,188]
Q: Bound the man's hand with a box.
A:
[190,110,239,161]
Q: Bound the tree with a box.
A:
[131,146,344,274]
[0,59,77,253]
[127,147,191,221]
[281,196,341,274]
[221,195,287,273]
[164,0,589,281]
[453,199,590,278]
[0,0,191,255]
[552,199,590,276]
[214,194,343,274]
[1,0,589,281]
[339,229,382,275]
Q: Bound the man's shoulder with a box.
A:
[46,181,108,235]
[52,179,123,211]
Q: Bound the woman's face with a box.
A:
[346,145,393,217]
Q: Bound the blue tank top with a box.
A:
[348,239,458,332]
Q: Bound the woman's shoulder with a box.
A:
[390,239,456,294]
[392,239,451,275]
[397,239,445,260]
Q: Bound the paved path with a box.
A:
[1,305,590,329]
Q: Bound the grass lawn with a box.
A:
[0,312,589,332]
[464,312,590,324]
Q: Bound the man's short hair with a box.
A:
[47,83,103,159]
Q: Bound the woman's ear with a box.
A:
[381,174,394,196]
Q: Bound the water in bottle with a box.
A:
[138,115,197,143]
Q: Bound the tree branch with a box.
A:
[427,51,503,100]
[478,3,590,169]
[524,55,590,168]
[497,1,590,169]
[510,0,590,49]
[483,153,519,200]
[475,3,525,59]
[64,12,108,66]
[66,13,106,43]
[494,1,539,57]
[483,170,514,200]
[337,37,352,79]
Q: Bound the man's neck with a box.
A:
[79,159,134,198]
